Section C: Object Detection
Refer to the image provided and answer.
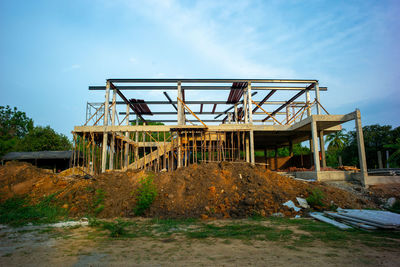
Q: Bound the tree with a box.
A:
[384,138,400,167]
[0,106,34,156]
[14,126,71,152]
[326,130,348,151]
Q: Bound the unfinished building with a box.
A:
[72,79,369,185]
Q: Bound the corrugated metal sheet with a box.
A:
[129,99,153,115]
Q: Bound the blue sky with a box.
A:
[1,0,399,138]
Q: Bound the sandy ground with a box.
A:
[0,223,399,267]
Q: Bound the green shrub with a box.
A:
[101,220,129,237]
[133,174,157,216]
[306,188,325,208]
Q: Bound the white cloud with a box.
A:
[128,0,295,78]
[62,64,81,72]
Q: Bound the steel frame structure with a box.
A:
[73,78,369,186]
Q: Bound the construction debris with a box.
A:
[309,212,352,230]
[314,209,400,230]
[282,200,301,212]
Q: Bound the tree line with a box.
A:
[326,125,400,168]
[0,106,71,157]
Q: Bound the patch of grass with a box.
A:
[186,223,291,241]
[99,219,132,238]
[92,189,106,216]
[133,174,157,216]
[0,194,67,226]
[306,188,325,208]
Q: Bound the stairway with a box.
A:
[128,142,174,169]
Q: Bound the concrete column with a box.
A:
[354,109,368,186]
[177,81,185,125]
[109,89,117,170]
[311,118,320,172]
[306,90,311,117]
[250,130,255,165]
[377,151,383,169]
[124,104,130,169]
[319,130,326,168]
[248,82,253,123]
[315,82,321,115]
[386,151,390,168]
[101,81,111,172]
[248,82,255,165]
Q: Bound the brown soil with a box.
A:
[368,184,400,199]
[0,161,375,219]
[148,162,371,218]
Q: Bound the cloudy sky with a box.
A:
[1,0,399,137]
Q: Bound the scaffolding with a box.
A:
[72,78,368,185]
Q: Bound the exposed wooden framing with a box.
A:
[84,103,105,126]
[252,89,276,113]
[124,104,130,169]
[262,86,310,122]
[251,100,282,125]
[177,97,208,128]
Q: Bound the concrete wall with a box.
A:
[289,171,354,181]
[255,155,312,170]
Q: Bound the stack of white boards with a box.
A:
[310,209,400,230]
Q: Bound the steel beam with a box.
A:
[89,85,327,91]
[107,78,319,83]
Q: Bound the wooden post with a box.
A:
[124,104,129,169]
[178,133,182,168]
[274,146,278,170]
[311,118,321,173]
[101,81,111,172]
[355,109,368,186]
[243,90,248,124]
[91,133,95,174]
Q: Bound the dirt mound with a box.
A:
[148,162,371,218]
[0,161,375,219]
